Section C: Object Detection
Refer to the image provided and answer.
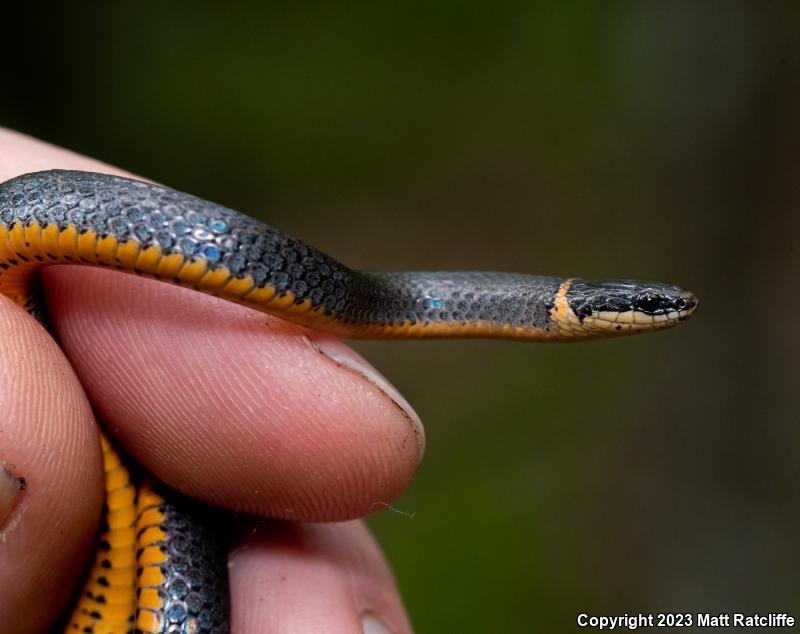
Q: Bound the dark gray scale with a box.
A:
[0,169,358,311]
[137,492,230,634]
[348,272,564,329]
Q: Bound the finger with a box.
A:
[0,295,102,633]
[0,128,425,523]
[230,520,411,634]
[45,266,424,522]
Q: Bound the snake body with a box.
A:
[0,170,698,633]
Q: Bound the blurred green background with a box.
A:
[4,2,800,631]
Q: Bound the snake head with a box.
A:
[565,279,699,335]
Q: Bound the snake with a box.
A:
[0,170,698,633]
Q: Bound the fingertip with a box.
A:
[229,521,412,634]
[308,335,425,458]
[45,266,423,521]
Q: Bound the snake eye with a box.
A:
[634,292,663,313]
[675,298,688,310]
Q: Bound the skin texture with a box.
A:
[0,129,415,634]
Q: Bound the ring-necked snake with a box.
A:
[0,170,698,633]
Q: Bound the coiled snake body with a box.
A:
[0,170,698,633]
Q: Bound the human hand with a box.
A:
[0,129,418,633]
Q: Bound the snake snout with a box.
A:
[633,286,698,320]
[676,290,699,317]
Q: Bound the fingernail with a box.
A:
[0,461,24,526]
[362,613,393,634]
[309,336,424,456]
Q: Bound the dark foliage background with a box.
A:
[3,3,799,631]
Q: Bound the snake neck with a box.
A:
[302,271,574,340]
